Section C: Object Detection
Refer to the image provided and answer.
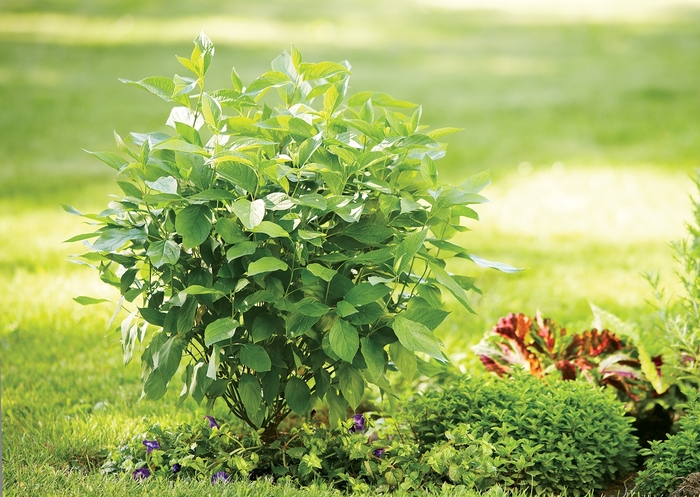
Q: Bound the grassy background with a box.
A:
[2,0,700,495]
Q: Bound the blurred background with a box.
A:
[2,0,700,470]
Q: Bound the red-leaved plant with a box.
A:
[472,312,663,410]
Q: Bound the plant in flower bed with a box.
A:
[402,374,639,496]
[68,33,517,440]
[471,307,671,416]
[635,390,700,496]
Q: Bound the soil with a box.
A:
[669,473,700,497]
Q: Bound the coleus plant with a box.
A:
[67,33,516,439]
[472,309,666,411]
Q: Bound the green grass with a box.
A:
[1,0,699,495]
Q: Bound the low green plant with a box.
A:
[67,33,517,439]
[635,390,700,496]
[402,374,639,496]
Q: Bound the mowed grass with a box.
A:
[1,0,700,495]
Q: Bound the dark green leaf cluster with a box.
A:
[635,390,700,496]
[69,33,516,435]
[402,374,639,496]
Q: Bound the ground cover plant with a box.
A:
[67,33,516,442]
[3,1,700,496]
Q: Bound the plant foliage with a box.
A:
[402,374,639,496]
[68,33,515,437]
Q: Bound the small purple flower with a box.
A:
[171,463,181,474]
[211,471,231,485]
[142,439,160,454]
[349,413,365,433]
[373,448,385,458]
[133,467,151,480]
[205,415,219,429]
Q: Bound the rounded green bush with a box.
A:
[635,390,700,496]
[403,374,639,496]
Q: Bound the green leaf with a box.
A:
[306,263,336,282]
[251,221,290,238]
[426,127,464,139]
[389,341,417,382]
[84,150,128,171]
[120,76,186,104]
[295,297,330,317]
[323,83,342,114]
[344,283,391,307]
[175,204,212,249]
[252,314,279,342]
[285,377,311,414]
[421,155,438,188]
[147,240,180,268]
[145,176,178,194]
[336,300,358,318]
[226,241,258,261]
[216,217,247,244]
[429,262,474,312]
[343,223,394,245]
[204,317,239,346]
[206,343,221,380]
[181,285,225,296]
[73,296,111,305]
[338,364,364,410]
[360,337,385,381]
[300,61,349,80]
[245,71,290,97]
[239,373,263,426]
[297,132,323,167]
[248,257,289,276]
[188,189,237,202]
[459,170,491,194]
[201,92,221,128]
[394,229,428,275]
[241,343,272,372]
[231,66,243,91]
[217,162,258,193]
[154,138,208,155]
[232,199,266,229]
[329,318,359,363]
[469,254,522,273]
[92,228,146,252]
[392,315,444,360]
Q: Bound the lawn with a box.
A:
[2,0,700,495]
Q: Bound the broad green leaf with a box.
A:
[120,76,188,105]
[73,296,111,305]
[426,127,464,139]
[306,263,336,282]
[421,155,438,188]
[344,283,391,307]
[241,343,272,372]
[181,285,225,296]
[232,199,265,229]
[402,306,450,332]
[188,189,237,202]
[360,337,385,381]
[469,254,522,273]
[154,138,208,155]
[336,300,358,318]
[226,241,258,261]
[296,194,327,210]
[231,66,243,91]
[201,92,221,128]
[392,315,444,360]
[295,297,330,317]
[297,133,323,167]
[347,119,384,142]
[217,162,258,193]
[394,229,428,275]
[248,257,289,276]
[216,217,247,244]
[329,318,359,363]
[271,50,298,80]
[153,335,185,382]
[429,262,474,312]
[92,228,146,252]
[300,61,349,80]
[389,341,417,382]
[323,83,342,114]
[251,221,290,238]
[285,376,311,414]
[239,373,263,426]
[175,204,212,249]
[252,314,279,342]
[84,150,128,171]
[245,71,289,97]
[204,317,239,346]
[145,176,178,194]
[459,170,491,194]
[147,240,180,268]
[338,364,364,410]
[206,344,221,380]
[343,223,394,245]
[321,170,344,195]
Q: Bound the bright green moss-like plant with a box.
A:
[402,374,639,496]
[67,33,516,439]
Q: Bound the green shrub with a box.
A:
[67,33,517,438]
[635,391,700,496]
[402,374,639,496]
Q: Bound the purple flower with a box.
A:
[349,413,365,433]
[133,467,151,480]
[205,415,219,429]
[171,463,181,474]
[142,440,161,454]
[373,448,385,458]
[211,471,231,485]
